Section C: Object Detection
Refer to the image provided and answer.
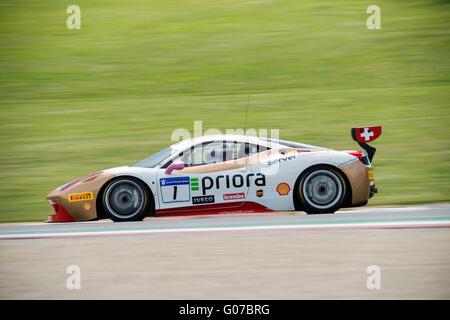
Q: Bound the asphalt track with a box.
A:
[0,204,449,299]
[1,204,450,239]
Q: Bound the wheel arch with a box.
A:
[293,163,352,211]
[96,175,156,219]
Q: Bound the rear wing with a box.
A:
[351,126,382,162]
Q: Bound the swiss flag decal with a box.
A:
[354,126,382,143]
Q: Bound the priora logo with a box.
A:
[200,173,266,195]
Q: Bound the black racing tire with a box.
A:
[296,165,347,214]
[102,177,150,222]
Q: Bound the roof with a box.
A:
[171,134,285,150]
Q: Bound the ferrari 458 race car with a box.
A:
[47,126,382,222]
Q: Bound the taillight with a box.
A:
[345,150,370,165]
[346,151,363,162]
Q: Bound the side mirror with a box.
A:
[164,162,185,175]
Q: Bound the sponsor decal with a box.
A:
[192,195,215,204]
[160,176,190,203]
[276,183,291,196]
[256,189,264,198]
[368,170,374,180]
[198,173,266,195]
[68,192,93,202]
[160,176,189,186]
[223,193,245,201]
[266,155,296,166]
[190,177,199,191]
[84,203,91,210]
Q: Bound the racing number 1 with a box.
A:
[160,177,190,203]
[173,186,177,200]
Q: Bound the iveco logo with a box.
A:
[192,195,215,204]
[200,173,266,195]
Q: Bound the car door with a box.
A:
[156,140,252,213]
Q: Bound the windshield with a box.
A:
[132,146,174,168]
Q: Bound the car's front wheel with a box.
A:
[102,177,150,222]
[296,165,347,214]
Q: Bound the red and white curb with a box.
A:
[0,219,449,239]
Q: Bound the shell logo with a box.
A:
[276,183,290,196]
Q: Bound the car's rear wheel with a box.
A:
[297,165,346,214]
[103,177,150,222]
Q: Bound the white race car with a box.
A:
[47,126,381,222]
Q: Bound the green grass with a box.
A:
[0,0,449,222]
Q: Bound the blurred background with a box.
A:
[0,0,449,222]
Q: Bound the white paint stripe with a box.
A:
[344,206,429,214]
[0,220,449,239]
